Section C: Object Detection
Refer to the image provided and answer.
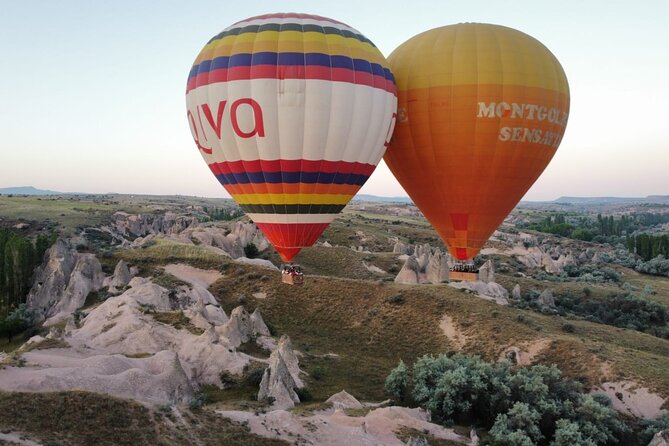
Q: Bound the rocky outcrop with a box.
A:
[217,306,272,347]
[392,240,411,255]
[258,336,304,409]
[478,260,495,283]
[325,390,363,410]
[111,211,197,238]
[395,245,451,285]
[537,289,556,308]
[105,260,134,294]
[27,239,104,325]
[648,431,669,446]
[395,256,421,284]
[426,251,449,284]
[449,281,509,305]
[0,350,193,405]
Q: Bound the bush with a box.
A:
[388,354,628,445]
[640,412,669,444]
[384,359,408,402]
[243,242,259,259]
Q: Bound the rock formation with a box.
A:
[218,305,272,347]
[394,245,451,285]
[27,239,104,325]
[257,336,304,409]
[648,431,669,446]
[394,256,421,284]
[537,289,556,308]
[449,281,509,305]
[478,260,495,283]
[325,390,363,410]
[105,259,134,294]
[425,251,449,284]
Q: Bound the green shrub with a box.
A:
[388,354,628,445]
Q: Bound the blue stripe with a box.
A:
[188,52,395,84]
[215,171,370,186]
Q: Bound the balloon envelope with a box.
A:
[186,13,397,261]
[385,23,569,260]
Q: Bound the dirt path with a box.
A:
[439,315,468,350]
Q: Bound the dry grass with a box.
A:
[209,261,669,403]
[115,238,227,270]
[0,391,288,446]
[20,338,69,352]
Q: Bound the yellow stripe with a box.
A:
[195,30,386,66]
[388,23,569,96]
[232,193,354,205]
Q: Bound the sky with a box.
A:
[0,0,667,201]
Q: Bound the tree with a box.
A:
[0,304,33,342]
[550,419,596,446]
[384,359,408,403]
[243,242,259,259]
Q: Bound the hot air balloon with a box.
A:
[385,23,569,262]
[186,13,397,262]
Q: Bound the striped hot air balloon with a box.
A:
[385,23,569,261]
[186,13,397,262]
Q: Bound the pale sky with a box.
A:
[0,0,667,200]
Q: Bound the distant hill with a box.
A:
[0,186,65,195]
[553,196,669,204]
[352,194,413,203]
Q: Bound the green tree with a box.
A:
[550,419,596,446]
[243,242,259,259]
[384,359,408,403]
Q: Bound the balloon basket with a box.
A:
[449,271,478,282]
[281,274,304,286]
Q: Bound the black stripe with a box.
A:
[239,204,346,214]
[208,23,375,47]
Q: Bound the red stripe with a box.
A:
[209,160,377,176]
[256,222,330,261]
[186,66,397,95]
[231,13,349,27]
[455,248,468,260]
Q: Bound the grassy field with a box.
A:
[207,260,669,404]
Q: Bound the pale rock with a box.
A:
[27,238,105,325]
[177,328,246,384]
[478,260,495,283]
[363,261,387,275]
[106,260,134,294]
[0,349,193,405]
[258,342,301,409]
[250,308,271,337]
[234,257,278,270]
[322,241,332,248]
[648,431,669,446]
[416,253,430,271]
[537,289,556,308]
[512,284,522,300]
[392,240,412,255]
[542,253,562,274]
[258,356,299,409]
[276,335,304,388]
[218,306,253,347]
[426,251,449,284]
[325,390,363,410]
[449,280,509,305]
[394,256,420,284]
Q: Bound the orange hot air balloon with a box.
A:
[385,23,570,261]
